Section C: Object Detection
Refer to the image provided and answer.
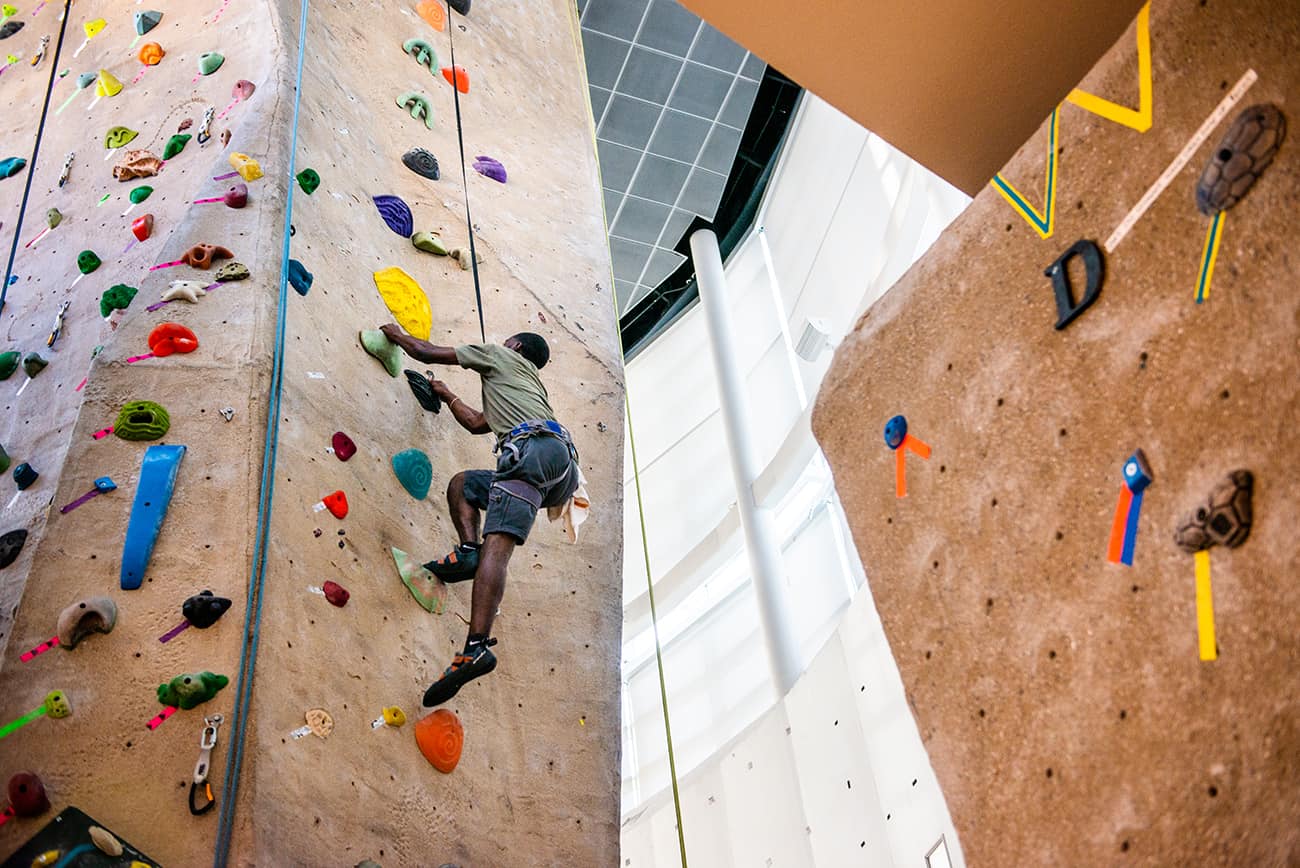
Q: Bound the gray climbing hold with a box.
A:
[402,148,440,180]
[134,10,163,36]
[1196,104,1286,216]
[22,353,47,378]
[56,597,118,649]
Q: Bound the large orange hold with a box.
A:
[441,65,469,94]
[147,322,198,356]
[138,42,164,66]
[416,0,446,31]
[414,708,463,773]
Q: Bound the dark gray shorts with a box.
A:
[463,434,579,544]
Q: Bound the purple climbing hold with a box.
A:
[373,195,414,237]
[472,156,506,184]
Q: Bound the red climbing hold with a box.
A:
[132,214,154,242]
[322,580,350,607]
[415,708,464,774]
[322,490,348,519]
[331,432,356,461]
[147,322,198,357]
[442,65,469,94]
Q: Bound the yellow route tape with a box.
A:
[1066,2,1153,132]
[1194,550,1217,661]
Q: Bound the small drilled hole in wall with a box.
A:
[1208,786,1218,797]
[1059,428,1067,436]
[1049,650,1056,659]
[1121,840,1130,853]
[1119,710,1127,720]
[911,779,917,787]
[996,397,1004,407]
[1132,584,1140,593]
[932,561,939,569]
[1221,389,1230,399]
[1055,531,1064,540]
[939,465,945,473]
[1046,768,1053,778]
[924,650,932,660]
[991,498,998,507]
[978,708,985,718]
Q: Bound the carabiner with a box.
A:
[196,107,215,145]
[188,714,222,816]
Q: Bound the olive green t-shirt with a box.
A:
[455,343,555,436]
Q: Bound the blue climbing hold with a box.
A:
[883,415,908,450]
[373,195,414,238]
[120,444,186,590]
[0,157,26,179]
[288,259,313,296]
[391,449,432,500]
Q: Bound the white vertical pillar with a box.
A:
[690,228,801,696]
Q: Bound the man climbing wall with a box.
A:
[379,323,581,707]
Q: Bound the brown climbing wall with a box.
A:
[228,0,624,866]
[812,1,1299,865]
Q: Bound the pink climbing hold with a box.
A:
[332,432,356,461]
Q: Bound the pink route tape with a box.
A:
[147,705,178,730]
[20,636,59,662]
[92,426,114,439]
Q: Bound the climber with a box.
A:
[379,323,580,707]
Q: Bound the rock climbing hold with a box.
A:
[321,436,355,468]
[359,329,403,377]
[157,671,229,710]
[372,267,432,339]
[130,185,154,204]
[441,65,469,94]
[113,150,162,181]
[197,52,224,76]
[228,152,263,182]
[288,259,313,296]
[13,462,38,490]
[472,155,506,183]
[43,690,71,718]
[883,415,908,449]
[392,449,433,500]
[402,148,440,180]
[1196,104,1286,216]
[223,182,248,208]
[95,70,123,98]
[415,708,464,773]
[45,209,62,229]
[450,247,482,270]
[105,126,139,149]
[162,281,207,304]
[215,262,249,282]
[83,19,107,40]
[0,156,25,178]
[448,0,471,14]
[0,528,27,568]
[114,400,170,440]
[296,168,319,194]
[148,322,199,356]
[1175,469,1254,552]
[373,195,414,237]
[403,38,439,73]
[132,214,154,242]
[121,444,185,590]
[383,706,407,727]
[182,244,234,270]
[0,444,8,473]
[322,580,350,607]
[221,129,232,147]
[22,353,47,378]
[100,284,138,318]
[138,42,164,66]
[56,597,117,649]
[416,0,447,30]
[183,590,232,628]
[396,92,435,129]
[0,20,22,39]
[305,708,334,738]
[0,351,17,379]
[163,133,191,160]
[233,79,255,101]
[405,370,442,413]
[7,772,50,817]
[322,490,348,519]
[76,72,96,89]
[89,827,123,857]
[412,231,449,255]
[392,546,447,613]
[135,10,163,35]
[77,250,101,274]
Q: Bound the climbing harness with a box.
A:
[493,419,579,506]
[189,714,223,816]
[196,107,216,145]
[446,15,486,342]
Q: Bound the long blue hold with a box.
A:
[120,444,186,590]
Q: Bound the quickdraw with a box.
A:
[196,106,216,145]
[189,713,223,815]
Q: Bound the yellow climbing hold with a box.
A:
[228,152,264,182]
[84,19,107,39]
[372,267,431,340]
[95,70,123,98]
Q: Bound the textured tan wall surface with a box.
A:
[812,1,1298,865]
[1,0,623,865]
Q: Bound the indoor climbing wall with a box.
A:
[228,0,624,865]
[812,0,1298,865]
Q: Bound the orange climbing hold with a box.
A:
[138,42,164,66]
[322,490,348,519]
[416,0,446,31]
[415,708,464,774]
[147,322,198,357]
[442,65,469,94]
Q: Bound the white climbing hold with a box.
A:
[161,280,207,303]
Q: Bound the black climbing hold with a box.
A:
[1195,104,1286,216]
[13,462,38,490]
[448,0,470,15]
[405,370,441,414]
[0,20,24,39]
[402,148,440,180]
[288,259,313,296]
[183,590,233,628]
[0,528,27,568]
[1043,239,1104,330]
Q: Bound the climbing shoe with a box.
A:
[424,542,479,582]
[423,640,497,707]
[405,369,441,414]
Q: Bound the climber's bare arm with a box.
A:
[429,379,491,435]
[380,323,459,365]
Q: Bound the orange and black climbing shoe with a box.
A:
[423,640,497,707]
[424,542,479,583]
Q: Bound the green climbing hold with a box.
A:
[99,284,138,318]
[392,449,433,500]
[198,52,224,76]
[402,38,439,73]
[163,134,191,160]
[412,231,449,256]
[359,329,401,378]
[77,251,101,274]
[396,92,435,130]
[104,126,138,149]
[45,208,62,229]
[134,10,162,36]
[0,351,19,380]
[129,185,153,204]
[157,671,228,710]
[0,443,9,474]
[22,353,47,378]
[296,168,320,195]
[114,400,170,441]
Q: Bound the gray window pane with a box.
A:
[741,54,766,80]
[589,86,611,122]
[613,196,671,242]
[720,77,759,129]
[630,154,691,205]
[679,168,726,216]
[614,280,639,312]
[699,124,742,174]
[620,47,681,104]
[597,139,642,191]
[670,62,733,119]
[642,247,687,287]
[660,208,696,248]
[648,110,710,162]
[610,236,654,282]
[637,0,699,57]
[583,31,630,90]
[690,26,746,73]
[582,0,643,40]
[602,187,624,220]
[600,94,659,149]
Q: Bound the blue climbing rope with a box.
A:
[0,0,74,313]
[211,0,310,864]
[446,13,486,342]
